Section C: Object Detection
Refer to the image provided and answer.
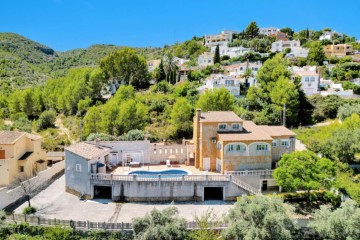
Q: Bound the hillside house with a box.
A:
[193,110,296,174]
[0,131,47,186]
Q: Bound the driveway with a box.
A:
[15,175,233,222]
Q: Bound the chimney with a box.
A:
[196,108,201,123]
[95,138,100,148]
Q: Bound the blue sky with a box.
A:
[1,0,359,51]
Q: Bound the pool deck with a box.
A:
[109,164,221,175]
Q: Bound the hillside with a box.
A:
[0,33,187,93]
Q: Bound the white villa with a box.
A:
[319,31,343,41]
[259,27,279,36]
[223,61,262,87]
[210,45,252,59]
[272,40,309,58]
[204,30,236,47]
[290,66,319,95]
[198,74,242,97]
[198,52,214,67]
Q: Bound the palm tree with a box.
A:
[241,67,254,88]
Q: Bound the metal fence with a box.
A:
[6,213,228,231]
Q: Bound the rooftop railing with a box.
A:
[90,174,231,182]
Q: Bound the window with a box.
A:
[256,144,268,151]
[75,164,82,172]
[219,124,227,130]
[272,141,277,147]
[310,77,315,82]
[305,77,309,82]
[232,124,240,129]
[235,144,246,152]
[281,140,289,146]
[225,80,234,85]
[19,166,24,172]
[227,144,234,151]
[217,142,222,149]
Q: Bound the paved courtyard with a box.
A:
[14,175,234,223]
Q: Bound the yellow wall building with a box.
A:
[193,110,296,174]
[0,131,47,186]
[324,44,353,58]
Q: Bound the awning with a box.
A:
[96,162,105,168]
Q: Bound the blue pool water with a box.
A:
[128,169,190,175]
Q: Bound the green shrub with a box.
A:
[23,207,36,215]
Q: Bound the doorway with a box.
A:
[94,186,112,199]
[262,180,268,191]
[204,187,223,200]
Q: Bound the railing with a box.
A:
[225,169,274,177]
[90,174,231,182]
[5,214,228,231]
[231,176,260,195]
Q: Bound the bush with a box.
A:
[23,207,36,215]
[36,110,56,131]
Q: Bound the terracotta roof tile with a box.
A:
[0,131,25,144]
[65,142,110,160]
[258,126,296,137]
[200,111,243,123]
[218,121,273,141]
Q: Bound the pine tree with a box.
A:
[213,45,220,64]
[157,60,166,82]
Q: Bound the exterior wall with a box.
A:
[300,75,319,95]
[271,137,296,162]
[324,44,353,57]
[271,40,301,52]
[210,45,251,58]
[0,135,47,186]
[204,31,234,47]
[259,27,279,36]
[199,122,219,171]
[198,52,214,67]
[90,179,246,201]
[65,151,92,197]
[98,141,150,166]
[221,141,272,173]
[150,144,188,164]
[0,159,11,186]
[200,75,241,97]
[0,160,64,210]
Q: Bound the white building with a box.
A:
[210,45,252,58]
[173,57,190,65]
[290,66,319,95]
[286,47,309,58]
[271,40,301,52]
[272,40,308,58]
[204,30,236,47]
[320,80,354,97]
[319,31,343,41]
[223,61,262,87]
[259,27,279,36]
[198,74,241,97]
[198,52,214,67]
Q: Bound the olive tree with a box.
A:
[222,196,296,240]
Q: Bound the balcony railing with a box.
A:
[90,174,231,182]
[225,169,274,176]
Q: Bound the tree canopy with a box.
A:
[196,88,235,112]
[274,150,336,196]
[222,196,296,240]
[100,47,150,88]
[309,199,360,240]
[132,207,188,240]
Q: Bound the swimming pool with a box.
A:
[128,169,191,175]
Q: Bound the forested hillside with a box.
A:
[0,33,206,94]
